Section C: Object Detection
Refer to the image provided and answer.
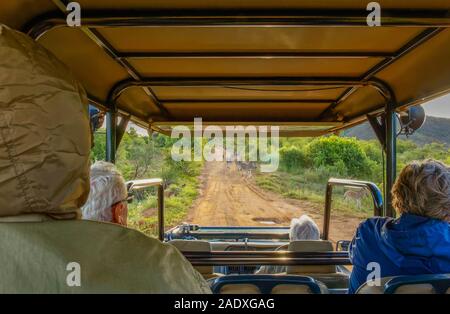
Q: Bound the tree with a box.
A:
[306,136,372,178]
[117,128,158,180]
[90,130,106,162]
[279,146,309,172]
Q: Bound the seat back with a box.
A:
[357,274,450,294]
[219,283,262,294]
[271,284,320,294]
[210,275,324,294]
[287,240,336,274]
[169,240,216,278]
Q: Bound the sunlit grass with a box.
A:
[254,170,373,220]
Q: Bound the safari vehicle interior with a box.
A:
[1,0,450,294]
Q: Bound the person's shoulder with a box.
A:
[359,216,392,228]
[356,216,393,235]
[349,217,392,265]
[70,219,164,246]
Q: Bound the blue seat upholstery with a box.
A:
[210,275,323,294]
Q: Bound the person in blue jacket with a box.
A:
[348,159,450,293]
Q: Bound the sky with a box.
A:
[423,93,450,118]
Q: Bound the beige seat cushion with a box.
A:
[287,240,336,274]
[271,284,314,294]
[220,284,261,294]
[285,240,349,289]
[357,277,440,294]
[355,277,391,294]
[219,281,328,294]
[394,284,435,294]
[271,281,329,294]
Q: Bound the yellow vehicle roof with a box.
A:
[1,0,449,136]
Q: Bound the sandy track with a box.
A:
[187,162,362,241]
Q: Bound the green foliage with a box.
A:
[400,142,449,161]
[256,134,449,218]
[306,136,372,178]
[90,130,106,162]
[91,128,202,237]
[116,128,159,180]
[279,146,309,172]
[396,140,418,154]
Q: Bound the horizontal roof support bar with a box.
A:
[120,52,395,59]
[26,8,450,38]
[153,121,342,126]
[160,99,336,103]
[108,77,394,104]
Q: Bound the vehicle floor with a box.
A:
[186,161,361,242]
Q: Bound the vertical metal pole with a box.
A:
[385,105,397,217]
[106,108,117,163]
[158,184,165,241]
[116,115,130,150]
[323,183,332,240]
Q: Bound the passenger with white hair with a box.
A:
[81,161,128,226]
[256,214,320,274]
[289,215,321,241]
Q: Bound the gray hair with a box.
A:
[81,161,127,222]
[392,159,450,222]
[290,215,320,241]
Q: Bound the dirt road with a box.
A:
[187,162,362,241]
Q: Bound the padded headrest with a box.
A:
[220,284,261,294]
[288,240,333,251]
[357,277,449,294]
[287,240,336,274]
[271,284,316,294]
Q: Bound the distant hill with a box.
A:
[343,116,450,147]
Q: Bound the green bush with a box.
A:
[279,146,309,172]
[90,130,106,162]
[306,136,372,178]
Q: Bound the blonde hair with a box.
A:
[392,159,450,222]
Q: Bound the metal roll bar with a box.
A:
[26,8,450,40]
[182,251,351,266]
[323,178,383,240]
[127,178,165,241]
[107,77,394,107]
[180,231,290,241]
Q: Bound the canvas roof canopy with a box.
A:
[0,0,449,136]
